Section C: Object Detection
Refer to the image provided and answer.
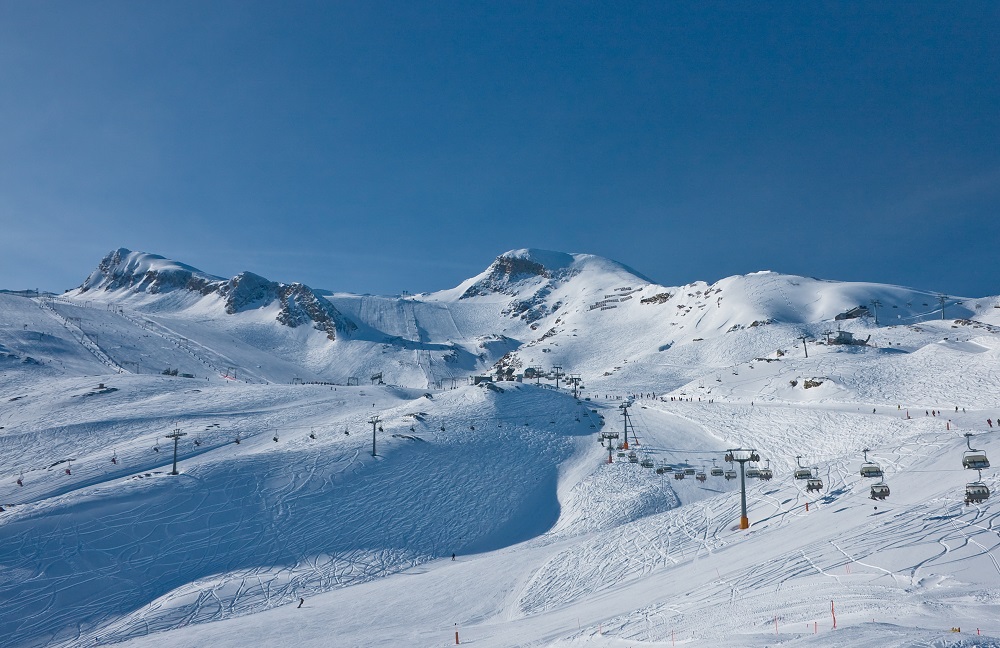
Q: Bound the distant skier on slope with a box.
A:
[298,598,304,608]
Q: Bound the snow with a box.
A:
[3,249,1000,647]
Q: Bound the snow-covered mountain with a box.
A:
[72,248,356,341]
[3,248,1000,647]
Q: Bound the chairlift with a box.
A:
[684,467,696,475]
[746,466,761,479]
[153,445,160,453]
[674,471,686,480]
[965,481,991,505]
[640,458,655,469]
[662,464,675,472]
[111,451,118,465]
[65,460,72,476]
[309,432,316,439]
[962,433,990,470]
[860,462,883,478]
[617,451,627,458]
[870,481,890,500]
[696,471,707,482]
[628,451,639,463]
[759,460,773,480]
[806,477,823,492]
[860,448,883,478]
[711,466,724,477]
[724,469,737,480]
[794,455,811,480]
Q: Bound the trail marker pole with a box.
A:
[166,428,187,475]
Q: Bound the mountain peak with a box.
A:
[77,248,222,294]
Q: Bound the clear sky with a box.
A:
[1,2,998,297]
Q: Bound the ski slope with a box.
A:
[3,249,1000,647]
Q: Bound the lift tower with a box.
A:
[619,400,636,450]
[725,448,760,529]
[165,428,188,475]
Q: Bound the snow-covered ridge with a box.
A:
[70,248,356,340]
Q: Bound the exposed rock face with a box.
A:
[460,255,550,299]
[77,249,355,340]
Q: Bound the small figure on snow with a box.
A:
[298,598,304,608]
[452,553,456,561]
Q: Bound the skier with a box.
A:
[298,598,304,608]
[988,419,993,428]
[452,553,456,561]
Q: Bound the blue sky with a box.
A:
[1,2,998,297]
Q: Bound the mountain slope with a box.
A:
[3,247,1000,647]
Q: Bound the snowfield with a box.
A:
[2,248,1000,647]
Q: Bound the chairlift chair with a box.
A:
[806,477,823,492]
[965,481,991,505]
[860,462,883,478]
[794,454,811,480]
[674,471,685,480]
[724,469,737,480]
[859,448,883,477]
[640,458,655,469]
[963,451,990,470]
[759,467,773,481]
[628,451,639,463]
[962,433,990,470]
[746,466,761,479]
[684,467,696,475]
[696,471,707,482]
[711,466,725,477]
[617,451,627,458]
[870,481,890,500]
